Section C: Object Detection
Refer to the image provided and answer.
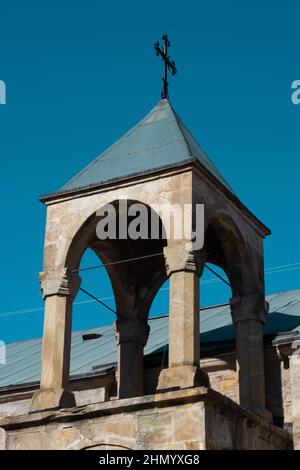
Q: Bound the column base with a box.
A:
[30,388,76,412]
[157,365,208,392]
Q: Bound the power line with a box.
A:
[0,278,225,319]
[265,266,300,275]
[74,252,164,273]
[0,261,299,319]
[205,264,231,287]
[79,287,120,317]
[201,302,229,310]
[98,304,232,339]
[265,262,300,271]
[0,287,169,319]
[76,252,300,276]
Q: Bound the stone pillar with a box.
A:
[114,317,150,399]
[230,293,271,421]
[168,270,200,368]
[158,246,204,391]
[30,268,81,412]
[289,345,300,449]
[277,341,300,449]
[0,428,6,450]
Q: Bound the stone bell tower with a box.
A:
[31,98,271,422]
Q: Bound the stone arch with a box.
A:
[62,199,169,400]
[31,198,171,411]
[204,212,269,418]
[65,198,168,321]
[204,212,255,296]
[82,443,133,450]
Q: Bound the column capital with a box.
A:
[39,268,81,299]
[114,317,150,347]
[163,245,206,276]
[230,293,269,324]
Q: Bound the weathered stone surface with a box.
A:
[137,411,173,447]
[0,398,31,418]
[157,365,201,391]
[234,317,270,419]
[2,342,297,440]
[0,427,6,450]
[20,136,278,449]
[276,342,300,448]
[0,388,291,450]
[168,270,200,368]
[30,388,76,412]
[32,154,272,426]
[74,388,107,407]
[173,405,204,442]
[39,269,81,299]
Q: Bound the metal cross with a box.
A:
[154,34,177,100]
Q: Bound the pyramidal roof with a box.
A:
[55,99,234,196]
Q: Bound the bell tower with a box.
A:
[31,97,271,422]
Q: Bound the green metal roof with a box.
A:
[0,289,299,390]
[58,99,234,195]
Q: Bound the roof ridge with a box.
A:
[62,101,168,191]
[171,106,235,194]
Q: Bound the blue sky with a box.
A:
[0,0,299,343]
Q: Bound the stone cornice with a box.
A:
[0,387,292,450]
[40,160,270,238]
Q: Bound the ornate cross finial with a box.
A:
[154,34,177,100]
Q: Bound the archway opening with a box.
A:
[66,199,169,398]
[71,248,116,332]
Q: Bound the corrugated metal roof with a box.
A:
[57,99,234,195]
[0,288,299,389]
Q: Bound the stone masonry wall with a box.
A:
[0,346,293,432]
[0,388,291,450]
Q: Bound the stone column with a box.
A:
[168,270,200,368]
[114,317,150,399]
[289,344,300,449]
[277,341,300,449]
[230,293,271,421]
[30,268,81,412]
[158,246,204,391]
[0,428,5,450]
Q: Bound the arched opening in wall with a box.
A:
[199,213,252,402]
[69,247,118,399]
[72,248,116,331]
[204,213,252,296]
[201,265,231,308]
[199,264,236,389]
[201,213,246,357]
[143,263,233,395]
[66,199,168,398]
[200,262,233,355]
[149,278,169,318]
[143,277,170,390]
